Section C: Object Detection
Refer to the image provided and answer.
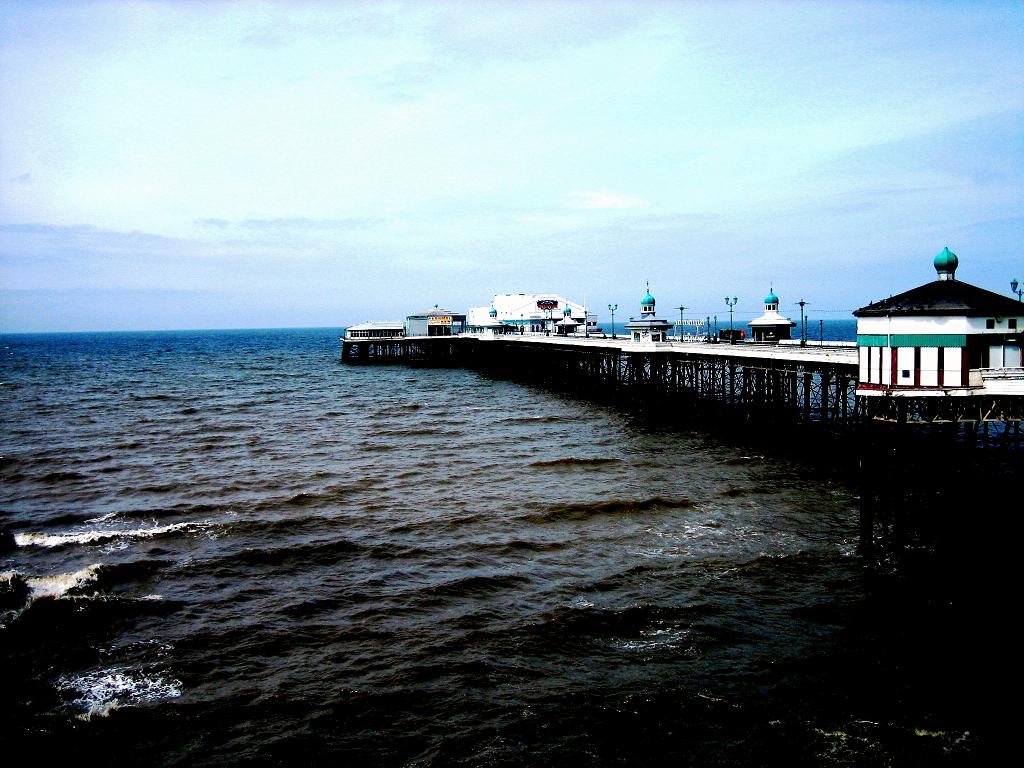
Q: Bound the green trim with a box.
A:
[857,333,967,348]
[857,334,887,346]
[889,333,966,348]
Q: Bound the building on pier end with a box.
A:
[624,285,673,343]
[854,248,1024,396]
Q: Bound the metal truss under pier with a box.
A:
[341,335,861,427]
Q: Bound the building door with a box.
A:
[1005,345,1022,367]
[988,344,1004,368]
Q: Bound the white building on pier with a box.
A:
[747,288,796,342]
[467,294,594,335]
[854,248,1023,396]
[624,285,673,343]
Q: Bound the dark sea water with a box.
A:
[0,328,996,765]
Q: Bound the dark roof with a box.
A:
[853,279,1023,317]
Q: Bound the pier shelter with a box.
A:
[854,248,1023,396]
[624,286,672,343]
[405,307,466,337]
[747,289,796,342]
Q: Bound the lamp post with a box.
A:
[608,304,617,339]
[705,316,711,343]
[724,297,738,343]
[675,305,687,341]
[1012,278,1022,302]
[796,299,810,346]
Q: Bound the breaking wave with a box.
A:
[14,521,208,549]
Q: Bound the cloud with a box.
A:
[426,2,644,63]
[236,217,383,232]
[567,191,648,210]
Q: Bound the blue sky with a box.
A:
[1,0,1022,332]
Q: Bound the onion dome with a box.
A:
[934,246,958,280]
[564,306,572,316]
[642,291,655,306]
[765,289,779,306]
[489,307,497,317]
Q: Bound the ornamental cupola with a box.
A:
[641,282,656,317]
[934,247,958,281]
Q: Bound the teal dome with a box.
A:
[934,246,958,274]
[642,292,655,305]
[489,307,497,317]
[563,306,572,315]
[765,289,779,305]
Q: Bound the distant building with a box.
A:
[405,307,467,337]
[853,247,1023,395]
[747,288,796,342]
[624,285,672,343]
[467,294,594,335]
[345,321,405,339]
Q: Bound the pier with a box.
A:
[341,331,1022,557]
[340,333,1024,429]
[342,334,862,426]
[341,255,1024,557]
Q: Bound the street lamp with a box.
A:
[608,304,618,338]
[675,305,687,341]
[1012,278,1022,302]
[724,297,738,344]
[796,299,810,346]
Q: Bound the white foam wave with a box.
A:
[84,511,120,524]
[617,627,692,652]
[58,668,182,720]
[26,564,103,599]
[14,521,202,548]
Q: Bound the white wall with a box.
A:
[944,348,962,384]
[859,314,1023,335]
[896,347,914,384]
[920,347,939,386]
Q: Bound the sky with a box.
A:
[1,0,1022,332]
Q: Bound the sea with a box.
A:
[0,325,1005,765]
